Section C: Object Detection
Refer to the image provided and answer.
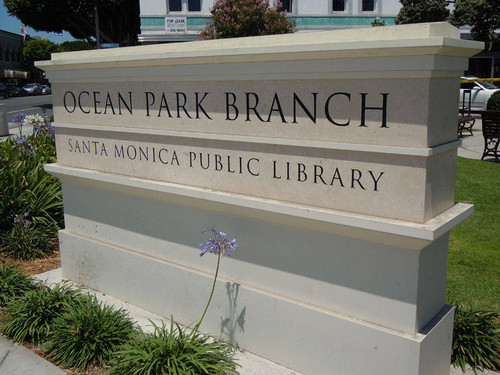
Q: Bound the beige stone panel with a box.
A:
[54,128,456,223]
[52,77,454,148]
[427,78,462,146]
[424,149,457,222]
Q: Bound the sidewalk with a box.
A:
[457,115,488,161]
[0,336,66,375]
[0,268,497,375]
[0,122,34,142]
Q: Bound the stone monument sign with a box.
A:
[38,23,482,375]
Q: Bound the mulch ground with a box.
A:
[0,250,61,275]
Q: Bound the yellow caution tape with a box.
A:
[461,78,500,82]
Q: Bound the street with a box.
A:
[0,95,53,127]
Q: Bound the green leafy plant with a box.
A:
[0,263,35,306]
[487,91,500,111]
[199,0,295,40]
[371,18,386,26]
[2,284,81,344]
[0,113,60,233]
[452,305,500,373]
[111,320,239,375]
[44,294,135,371]
[1,216,56,260]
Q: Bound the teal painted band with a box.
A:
[188,17,210,26]
[141,17,165,27]
[292,16,396,26]
[141,16,396,28]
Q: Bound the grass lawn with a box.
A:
[446,157,500,311]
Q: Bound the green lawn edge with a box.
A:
[446,157,500,311]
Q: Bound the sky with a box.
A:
[0,0,75,43]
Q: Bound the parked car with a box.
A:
[459,77,500,112]
[9,87,27,97]
[41,85,52,95]
[0,83,8,99]
[22,83,42,96]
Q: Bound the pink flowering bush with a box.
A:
[199,0,295,40]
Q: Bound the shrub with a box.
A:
[1,218,56,260]
[0,263,35,306]
[199,0,295,40]
[0,160,62,232]
[3,284,81,344]
[486,91,500,111]
[371,18,386,26]
[0,114,60,233]
[452,305,500,373]
[44,294,135,371]
[111,320,239,375]
[56,40,95,53]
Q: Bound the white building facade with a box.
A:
[138,0,402,43]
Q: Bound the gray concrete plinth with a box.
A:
[0,104,9,137]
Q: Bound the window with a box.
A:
[169,0,182,12]
[188,0,200,11]
[332,0,345,11]
[168,0,201,12]
[460,82,475,90]
[280,0,293,12]
[362,0,375,11]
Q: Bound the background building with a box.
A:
[0,29,29,87]
[138,0,401,43]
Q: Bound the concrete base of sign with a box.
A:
[0,104,9,137]
[47,164,472,375]
[59,230,455,375]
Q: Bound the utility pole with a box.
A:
[94,5,100,49]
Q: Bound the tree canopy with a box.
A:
[4,0,139,45]
[199,0,295,40]
[395,0,450,25]
[450,0,500,50]
[56,40,95,53]
[22,39,57,64]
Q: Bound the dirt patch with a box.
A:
[0,250,61,275]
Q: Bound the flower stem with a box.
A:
[192,249,221,337]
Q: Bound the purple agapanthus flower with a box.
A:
[15,136,28,144]
[12,113,26,125]
[35,123,55,136]
[14,136,37,155]
[199,228,238,257]
[13,213,32,228]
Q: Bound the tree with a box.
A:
[199,0,295,40]
[395,0,449,24]
[4,0,139,46]
[23,39,57,64]
[56,40,95,53]
[450,0,500,51]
